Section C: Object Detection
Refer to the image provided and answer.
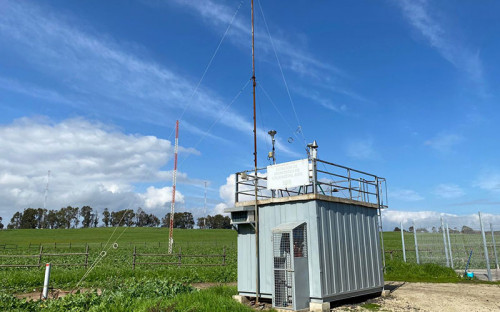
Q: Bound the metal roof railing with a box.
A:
[234,158,388,209]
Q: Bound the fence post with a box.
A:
[38,246,43,267]
[178,247,182,267]
[133,246,136,270]
[490,223,499,270]
[400,221,406,262]
[413,221,420,264]
[478,212,492,281]
[441,217,450,267]
[446,223,454,268]
[223,246,226,265]
[85,244,89,268]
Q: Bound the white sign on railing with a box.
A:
[267,159,310,190]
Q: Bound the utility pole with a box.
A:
[204,181,207,229]
[251,0,260,303]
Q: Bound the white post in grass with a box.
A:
[42,263,51,299]
[446,223,454,268]
[400,221,406,262]
[441,217,450,267]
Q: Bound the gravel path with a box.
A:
[334,282,500,311]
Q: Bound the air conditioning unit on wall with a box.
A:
[230,210,255,224]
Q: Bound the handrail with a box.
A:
[234,158,387,209]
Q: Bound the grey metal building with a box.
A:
[226,148,388,311]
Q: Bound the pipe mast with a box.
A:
[168,120,179,254]
[43,170,51,210]
[251,0,260,303]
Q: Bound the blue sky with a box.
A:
[0,0,499,229]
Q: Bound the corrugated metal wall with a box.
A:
[257,200,321,298]
[237,224,256,294]
[317,202,383,298]
[236,199,383,301]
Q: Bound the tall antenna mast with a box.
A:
[43,170,51,210]
[251,0,260,303]
[168,120,179,254]
[204,181,207,229]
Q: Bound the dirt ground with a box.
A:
[333,282,500,312]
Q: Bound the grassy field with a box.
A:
[0,228,490,311]
[0,227,241,311]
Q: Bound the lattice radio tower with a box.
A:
[168,120,179,254]
[43,170,51,209]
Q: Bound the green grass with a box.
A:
[360,303,381,311]
[1,228,496,311]
[384,260,462,283]
[0,227,236,246]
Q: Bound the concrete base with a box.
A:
[232,295,249,304]
[381,289,390,297]
[309,302,330,312]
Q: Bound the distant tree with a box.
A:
[461,225,474,234]
[179,212,194,229]
[431,226,437,233]
[20,208,38,229]
[408,226,414,233]
[102,208,110,227]
[45,210,58,229]
[36,208,47,229]
[135,208,147,227]
[148,214,160,227]
[162,212,195,229]
[197,217,207,229]
[80,206,93,228]
[59,206,79,229]
[111,209,135,227]
[92,211,99,227]
[8,211,22,229]
[393,227,401,232]
[206,214,231,229]
[0,216,3,230]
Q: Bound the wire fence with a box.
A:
[397,212,500,281]
[0,240,237,251]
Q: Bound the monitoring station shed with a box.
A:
[226,143,388,311]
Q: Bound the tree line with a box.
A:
[2,206,232,230]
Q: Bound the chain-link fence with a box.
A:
[398,212,500,281]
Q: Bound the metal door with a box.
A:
[273,231,294,309]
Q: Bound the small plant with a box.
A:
[361,303,381,311]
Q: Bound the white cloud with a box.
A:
[424,133,462,153]
[0,118,194,219]
[390,189,424,202]
[346,139,377,160]
[141,186,184,210]
[214,172,271,215]
[434,184,465,199]
[214,202,229,216]
[0,0,300,157]
[475,173,500,192]
[219,174,236,206]
[397,0,485,89]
